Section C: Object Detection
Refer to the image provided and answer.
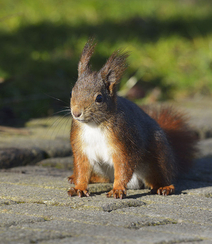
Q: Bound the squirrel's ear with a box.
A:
[100,50,128,94]
[78,39,97,77]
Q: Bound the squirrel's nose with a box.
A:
[73,111,82,118]
[72,107,83,118]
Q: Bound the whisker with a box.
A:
[50,113,71,138]
[43,93,69,105]
[62,113,72,136]
[53,109,71,116]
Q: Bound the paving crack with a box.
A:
[126,219,177,230]
[101,199,145,212]
[29,234,73,244]
[155,237,203,244]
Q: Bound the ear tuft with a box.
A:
[100,50,129,94]
[78,38,97,77]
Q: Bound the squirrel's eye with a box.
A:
[95,94,103,103]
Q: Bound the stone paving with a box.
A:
[0,101,212,244]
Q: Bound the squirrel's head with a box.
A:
[71,39,128,125]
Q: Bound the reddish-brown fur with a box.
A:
[106,130,135,199]
[67,40,198,199]
[140,106,197,195]
[67,120,91,197]
[142,106,197,172]
[68,107,197,197]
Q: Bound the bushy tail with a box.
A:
[142,106,198,172]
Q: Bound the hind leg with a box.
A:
[68,172,110,184]
[90,172,110,183]
[150,185,175,195]
[144,167,175,196]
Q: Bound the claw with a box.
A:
[78,190,82,198]
[67,175,75,184]
[106,189,126,199]
[106,191,112,198]
[84,191,90,197]
[67,187,77,196]
[67,188,90,197]
[154,185,175,196]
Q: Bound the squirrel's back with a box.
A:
[115,97,197,181]
[116,96,164,148]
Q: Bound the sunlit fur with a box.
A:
[68,40,198,198]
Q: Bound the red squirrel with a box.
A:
[67,40,197,199]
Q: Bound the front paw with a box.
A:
[106,189,126,199]
[67,187,90,197]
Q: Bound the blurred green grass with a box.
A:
[0,0,212,125]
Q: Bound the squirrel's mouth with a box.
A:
[74,117,100,126]
[75,118,86,123]
[73,116,91,124]
[71,110,99,125]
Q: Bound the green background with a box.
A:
[0,0,212,125]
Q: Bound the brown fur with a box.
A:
[101,51,129,95]
[107,129,135,198]
[89,173,110,183]
[68,120,91,197]
[78,39,96,77]
[68,40,198,199]
[142,106,197,173]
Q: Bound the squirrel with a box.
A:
[67,40,197,199]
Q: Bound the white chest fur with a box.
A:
[79,122,141,188]
[80,123,114,167]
